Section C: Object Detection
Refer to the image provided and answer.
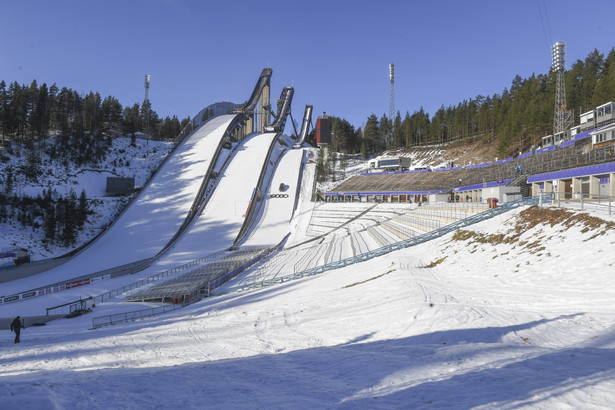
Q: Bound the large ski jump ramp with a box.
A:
[2,115,237,295]
[153,132,279,269]
[242,148,304,247]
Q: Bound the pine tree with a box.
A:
[44,204,56,241]
[363,114,380,154]
[0,80,7,145]
[316,147,325,182]
[77,189,89,227]
[24,148,41,181]
[3,165,14,195]
[393,111,403,149]
[123,103,141,137]
[61,193,77,246]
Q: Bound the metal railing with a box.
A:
[546,191,614,216]
[91,303,186,328]
[46,250,226,316]
[215,195,548,295]
[90,239,288,329]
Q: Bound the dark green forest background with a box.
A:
[1,47,615,247]
[0,80,190,146]
[1,48,615,159]
[326,48,615,158]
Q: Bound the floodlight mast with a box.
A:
[389,63,395,147]
[552,42,572,133]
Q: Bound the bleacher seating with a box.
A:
[330,139,615,200]
[332,161,518,196]
[126,248,265,303]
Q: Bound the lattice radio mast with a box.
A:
[144,74,151,139]
[552,42,572,133]
[388,63,395,149]
[389,63,395,131]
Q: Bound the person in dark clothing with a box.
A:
[10,316,23,343]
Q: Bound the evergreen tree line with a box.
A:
[0,79,190,145]
[0,184,90,247]
[328,48,615,157]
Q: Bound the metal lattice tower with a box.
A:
[552,42,572,133]
[389,63,395,132]
[144,74,151,138]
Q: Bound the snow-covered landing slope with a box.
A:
[1,115,237,296]
[148,132,279,269]
[242,147,304,247]
[0,128,280,317]
[2,206,615,409]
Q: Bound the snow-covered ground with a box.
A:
[2,132,615,408]
[0,135,175,260]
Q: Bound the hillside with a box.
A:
[394,134,499,168]
[1,130,615,407]
[0,136,174,261]
[1,201,614,408]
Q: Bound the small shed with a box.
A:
[482,186,521,203]
[106,177,135,196]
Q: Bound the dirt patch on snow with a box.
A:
[452,206,615,249]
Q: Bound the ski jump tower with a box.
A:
[240,68,272,135]
[258,80,271,132]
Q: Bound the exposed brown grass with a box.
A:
[419,256,448,268]
[451,206,615,251]
[343,269,396,288]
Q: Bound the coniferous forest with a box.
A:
[325,48,615,158]
[0,79,190,147]
[0,80,187,248]
[2,47,615,248]
[2,47,615,160]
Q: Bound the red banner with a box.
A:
[66,279,92,289]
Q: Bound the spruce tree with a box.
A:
[77,189,88,227]
[3,165,13,195]
[44,205,56,241]
[62,190,78,246]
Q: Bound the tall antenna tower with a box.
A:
[144,74,151,139]
[389,63,395,127]
[389,63,395,148]
[552,42,572,133]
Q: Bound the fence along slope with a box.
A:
[216,195,545,295]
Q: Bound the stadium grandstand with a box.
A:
[325,126,615,204]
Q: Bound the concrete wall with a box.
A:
[0,258,68,284]
[481,186,521,203]
[429,194,449,203]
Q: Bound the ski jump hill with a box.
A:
[0,68,309,319]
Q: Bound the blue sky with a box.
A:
[2,0,614,130]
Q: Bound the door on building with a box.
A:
[564,180,572,199]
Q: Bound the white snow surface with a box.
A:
[242,147,303,248]
[0,136,175,260]
[1,115,236,296]
[2,136,615,408]
[163,131,278,257]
